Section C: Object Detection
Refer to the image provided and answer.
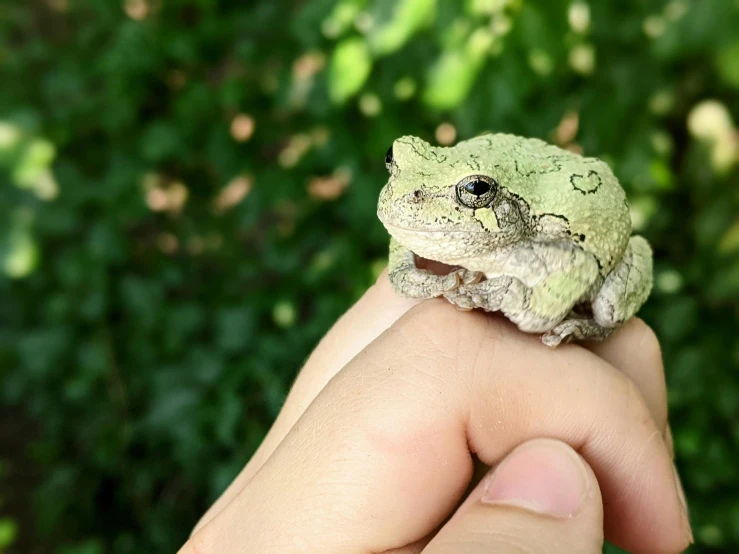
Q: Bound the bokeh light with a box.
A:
[123,0,149,21]
[569,43,596,75]
[555,110,579,146]
[230,114,256,143]
[214,175,253,212]
[568,2,591,34]
[307,167,351,201]
[435,122,457,146]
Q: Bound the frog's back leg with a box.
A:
[445,241,601,335]
[542,236,652,346]
[591,236,653,327]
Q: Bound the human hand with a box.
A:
[180,272,691,554]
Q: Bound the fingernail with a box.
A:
[673,464,693,543]
[481,439,589,518]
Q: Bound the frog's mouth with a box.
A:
[379,217,489,236]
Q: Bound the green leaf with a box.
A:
[12,138,56,189]
[368,0,436,56]
[716,39,739,89]
[0,518,18,548]
[423,28,492,109]
[2,217,38,279]
[328,37,373,104]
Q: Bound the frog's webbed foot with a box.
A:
[541,317,614,347]
[446,276,558,335]
[392,265,482,299]
[388,238,483,299]
[444,276,519,311]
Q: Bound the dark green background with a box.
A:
[1,0,738,552]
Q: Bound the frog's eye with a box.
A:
[385,145,395,171]
[456,175,498,208]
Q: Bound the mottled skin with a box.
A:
[377,133,653,346]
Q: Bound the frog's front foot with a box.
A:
[389,265,483,299]
[444,276,515,311]
[541,318,614,347]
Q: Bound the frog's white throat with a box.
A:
[385,223,484,269]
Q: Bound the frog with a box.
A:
[376,133,653,347]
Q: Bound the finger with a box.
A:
[397,315,673,554]
[664,424,675,459]
[193,270,420,533]
[196,283,669,535]
[184,301,692,554]
[585,317,668,432]
[387,316,672,527]
[196,281,669,534]
[382,538,432,554]
[423,439,603,554]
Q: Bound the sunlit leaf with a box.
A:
[328,37,373,103]
[718,219,739,255]
[368,0,436,56]
[11,138,56,189]
[0,518,18,548]
[716,39,739,89]
[3,229,38,279]
[322,0,368,39]
[0,122,22,153]
[423,28,492,109]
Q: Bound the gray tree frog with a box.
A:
[377,133,653,347]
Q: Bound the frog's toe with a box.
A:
[439,268,482,293]
[443,288,477,310]
[541,318,614,347]
[440,271,463,292]
[541,332,566,348]
[447,298,475,312]
[458,269,485,286]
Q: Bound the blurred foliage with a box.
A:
[0,0,738,552]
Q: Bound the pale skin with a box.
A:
[180,272,691,554]
[378,134,653,346]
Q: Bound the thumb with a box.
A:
[422,439,604,554]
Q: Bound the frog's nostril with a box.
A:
[411,189,423,202]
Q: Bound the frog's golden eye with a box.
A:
[456,175,498,208]
[385,145,394,171]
